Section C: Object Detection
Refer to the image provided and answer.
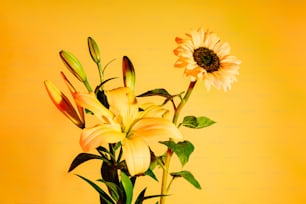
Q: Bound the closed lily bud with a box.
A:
[87,37,101,64]
[59,50,87,82]
[44,80,84,128]
[122,56,135,92]
[60,72,85,124]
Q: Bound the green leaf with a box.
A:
[170,171,201,190]
[120,171,133,204]
[76,174,115,204]
[96,146,111,155]
[144,168,158,181]
[160,140,194,166]
[97,179,122,202]
[137,88,171,98]
[135,188,167,204]
[135,188,146,204]
[68,153,102,172]
[180,116,215,129]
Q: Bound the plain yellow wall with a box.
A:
[1,0,306,203]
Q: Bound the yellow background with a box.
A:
[1,0,306,203]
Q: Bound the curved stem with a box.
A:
[160,81,197,204]
[97,62,104,83]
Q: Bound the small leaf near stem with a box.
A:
[179,115,216,129]
[160,140,194,167]
[68,153,103,172]
[170,171,201,190]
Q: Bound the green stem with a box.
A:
[97,62,104,83]
[173,81,197,124]
[160,81,197,204]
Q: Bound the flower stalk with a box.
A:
[160,80,197,204]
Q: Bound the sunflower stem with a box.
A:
[160,81,197,204]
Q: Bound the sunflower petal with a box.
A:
[80,124,124,152]
[122,138,151,176]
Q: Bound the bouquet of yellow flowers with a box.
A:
[44,28,240,204]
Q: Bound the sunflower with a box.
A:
[174,28,241,91]
[74,87,183,176]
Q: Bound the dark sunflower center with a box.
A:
[193,47,220,73]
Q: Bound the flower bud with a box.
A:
[87,37,101,64]
[59,50,87,82]
[60,72,85,124]
[44,80,84,128]
[122,56,135,92]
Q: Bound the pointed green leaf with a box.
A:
[143,194,168,201]
[137,88,171,98]
[135,188,147,204]
[96,145,111,155]
[76,174,115,204]
[180,116,215,129]
[144,168,158,181]
[135,188,167,204]
[120,171,133,204]
[160,140,194,166]
[170,171,201,189]
[68,153,102,172]
[97,179,123,202]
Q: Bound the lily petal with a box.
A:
[131,118,183,143]
[105,87,138,129]
[74,92,114,124]
[80,124,125,152]
[122,137,150,176]
[138,103,169,118]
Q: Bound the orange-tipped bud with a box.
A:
[122,56,135,92]
[60,72,85,124]
[44,80,84,128]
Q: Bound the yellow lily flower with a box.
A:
[74,87,183,176]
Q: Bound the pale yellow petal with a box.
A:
[122,138,150,176]
[130,118,183,143]
[138,103,169,118]
[74,92,114,123]
[215,41,231,58]
[80,124,124,152]
[105,87,139,129]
